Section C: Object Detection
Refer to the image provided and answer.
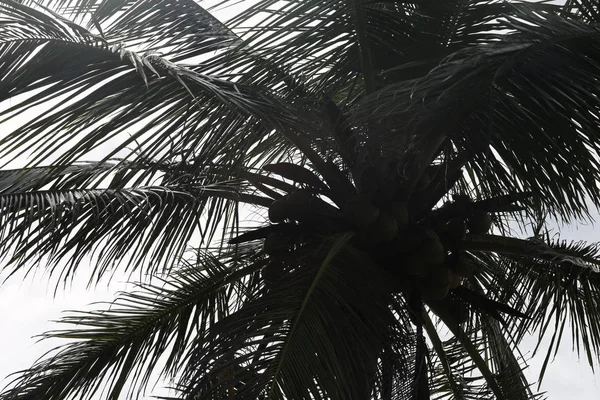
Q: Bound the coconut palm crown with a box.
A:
[1,0,600,399]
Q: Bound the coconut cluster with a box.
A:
[260,231,297,284]
[260,189,341,283]
[340,194,491,301]
[260,188,493,303]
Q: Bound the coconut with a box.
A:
[359,165,380,194]
[343,195,380,228]
[454,254,474,278]
[389,273,412,294]
[368,211,398,243]
[389,201,409,228]
[284,190,341,224]
[416,169,430,191]
[449,272,462,289]
[428,266,452,288]
[376,176,398,202]
[277,189,339,224]
[453,193,473,206]
[421,265,453,300]
[262,260,284,283]
[263,232,289,255]
[268,199,288,223]
[445,218,466,241]
[403,254,430,278]
[446,298,468,325]
[422,282,450,300]
[286,189,312,205]
[285,190,314,220]
[421,230,445,265]
[392,227,427,253]
[467,211,492,235]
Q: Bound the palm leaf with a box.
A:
[0,174,271,283]
[0,249,263,400]
[3,1,600,399]
[176,237,415,400]
[467,234,600,385]
[0,0,292,171]
[351,4,600,221]
[0,162,114,193]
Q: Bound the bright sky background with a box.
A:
[0,0,599,399]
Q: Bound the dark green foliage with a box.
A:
[1,1,600,400]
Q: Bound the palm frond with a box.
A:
[0,177,271,283]
[0,162,113,193]
[0,0,292,171]
[217,0,541,95]
[18,0,237,61]
[3,1,600,399]
[0,0,298,271]
[468,235,600,385]
[427,316,545,400]
[351,4,600,221]
[175,236,415,400]
[0,249,263,400]
[561,0,600,23]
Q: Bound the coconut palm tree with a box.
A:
[1,0,600,399]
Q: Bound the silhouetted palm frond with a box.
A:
[2,1,600,399]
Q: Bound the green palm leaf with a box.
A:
[3,1,600,399]
[463,233,600,385]
[0,0,291,172]
[1,249,262,400]
[0,168,272,282]
[176,236,415,400]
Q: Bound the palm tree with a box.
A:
[1,0,600,398]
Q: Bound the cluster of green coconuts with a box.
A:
[261,188,493,302]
